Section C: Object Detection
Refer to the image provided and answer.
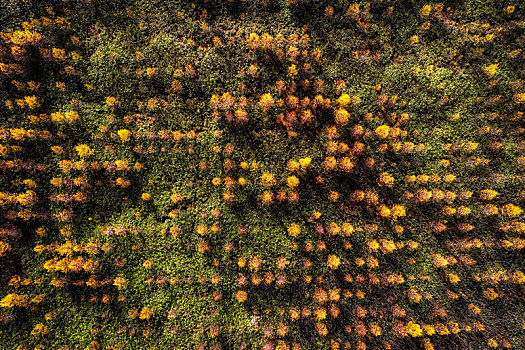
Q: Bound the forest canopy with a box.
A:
[0,0,524,349]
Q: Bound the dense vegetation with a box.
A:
[0,0,524,349]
